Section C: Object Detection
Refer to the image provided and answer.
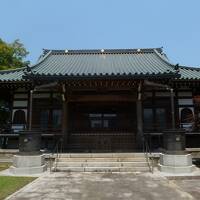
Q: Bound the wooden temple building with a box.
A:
[0,48,200,152]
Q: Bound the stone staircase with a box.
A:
[53,153,150,172]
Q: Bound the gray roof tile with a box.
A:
[1,48,200,82]
[178,66,200,80]
[0,68,25,82]
[28,48,177,79]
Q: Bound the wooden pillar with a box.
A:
[170,88,175,129]
[62,101,68,135]
[28,89,33,130]
[136,81,143,149]
[62,84,68,148]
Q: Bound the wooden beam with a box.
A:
[64,79,138,90]
[68,94,137,102]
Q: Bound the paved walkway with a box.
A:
[6,172,200,200]
[171,178,200,200]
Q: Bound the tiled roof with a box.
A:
[0,68,26,82]
[1,48,200,82]
[27,48,178,79]
[178,66,200,80]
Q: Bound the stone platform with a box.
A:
[9,154,47,175]
[158,153,195,174]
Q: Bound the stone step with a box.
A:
[54,153,149,173]
[0,155,13,159]
[55,161,148,168]
[0,158,12,163]
[54,166,149,172]
[56,157,147,162]
[57,153,146,158]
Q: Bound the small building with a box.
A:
[0,48,200,151]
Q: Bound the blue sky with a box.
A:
[1,0,200,67]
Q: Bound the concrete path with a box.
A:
[6,172,199,200]
[171,178,200,200]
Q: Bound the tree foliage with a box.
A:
[0,38,29,70]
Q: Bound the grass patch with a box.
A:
[0,176,36,200]
[0,162,11,171]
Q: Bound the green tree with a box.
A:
[0,38,29,70]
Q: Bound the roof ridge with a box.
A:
[44,48,163,55]
[29,50,52,71]
[153,49,175,67]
